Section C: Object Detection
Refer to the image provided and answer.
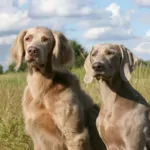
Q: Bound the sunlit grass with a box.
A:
[0,66,150,149]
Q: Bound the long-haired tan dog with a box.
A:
[11,27,106,150]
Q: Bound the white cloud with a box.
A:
[79,2,132,42]
[106,3,131,27]
[137,12,150,24]
[18,0,28,7]
[1,54,12,70]
[0,0,31,36]
[146,30,150,36]
[135,0,150,7]
[29,0,94,17]
[106,3,120,17]
[0,10,30,35]
[84,27,110,40]
[84,27,135,40]
[134,42,150,54]
[80,3,137,46]
[0,8,65,36]
[0,44,11,69]
[0,35,16,45]
[27,18,66,31]
[0,0,13,9]
[0,0,149,64]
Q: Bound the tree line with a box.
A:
[0,40,150,74]
[0,40,88,74]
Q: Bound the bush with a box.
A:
[0,65,3,74]
[6,62,27,73]
[137,59,150,67]
[17,62,27,72]
[70,40,88,68]
[6,62,16,73]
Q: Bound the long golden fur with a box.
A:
[11,27,106,150]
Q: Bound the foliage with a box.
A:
[0,65,3,74]
[5,62,27,73]
[17,62,27,72]
[70,40,88,68]
[5,62,16,73]
[137,59,150,67]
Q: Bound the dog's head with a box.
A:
[11,27,74,71]
[84,44,138,83]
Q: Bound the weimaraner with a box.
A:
[11,27,106,150]
[84,44,150,150]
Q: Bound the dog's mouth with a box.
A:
[26,56,45,68]
[92,62,106,79]
[94,72,104,80]
[93,69,105,76]
[26,55,38,63]
[93,71,111,80]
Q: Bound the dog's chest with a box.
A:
[27,73,52,99]
[23,92,62,142]
[97,104,147,149]
[98,100,139,147]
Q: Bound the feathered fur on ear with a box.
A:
[11,30,27,70]
[119,45,138,81]
[52,31,74,69]
[84,48,95,83]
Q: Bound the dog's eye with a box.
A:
[106,50,115,55]
[41,36,49,42]
[91,50,98,57]
[25,35,32,42]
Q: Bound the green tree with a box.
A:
[5,40,90,72]
[17,61,27,72]
[70,40,88,68]
[6,61,27,73]
[0,64,3,74]
[137,59,150,67]
[6,62,16,73]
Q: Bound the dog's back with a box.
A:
[85,104,106,150]
[54,71,106,150]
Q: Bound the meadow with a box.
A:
[0,65,150,150]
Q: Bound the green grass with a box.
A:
[0,73,32,150]
[0,66,150,150]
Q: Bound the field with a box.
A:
[0,66,150,150]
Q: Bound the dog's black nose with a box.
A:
[28,46,39,56]
[92,62,104,71]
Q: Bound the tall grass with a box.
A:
[0,66,150,150]
[0,73,33,150]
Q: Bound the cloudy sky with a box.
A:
[0,0,150,69]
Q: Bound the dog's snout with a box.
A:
[92,62,104,71]
[28,46,39,56]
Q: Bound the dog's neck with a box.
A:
[99,73,148,108]
[99,77,118,110]
[28,66,54,78]
[27,64,54,100]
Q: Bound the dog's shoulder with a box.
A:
[54,70,79,85]
[52,70,80,91]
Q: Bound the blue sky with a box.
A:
[0,0,150,69]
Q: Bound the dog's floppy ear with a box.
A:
[11,30,27,70]
[119,45,138,81]
[84,48,95,83]
[52,31,74,69]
